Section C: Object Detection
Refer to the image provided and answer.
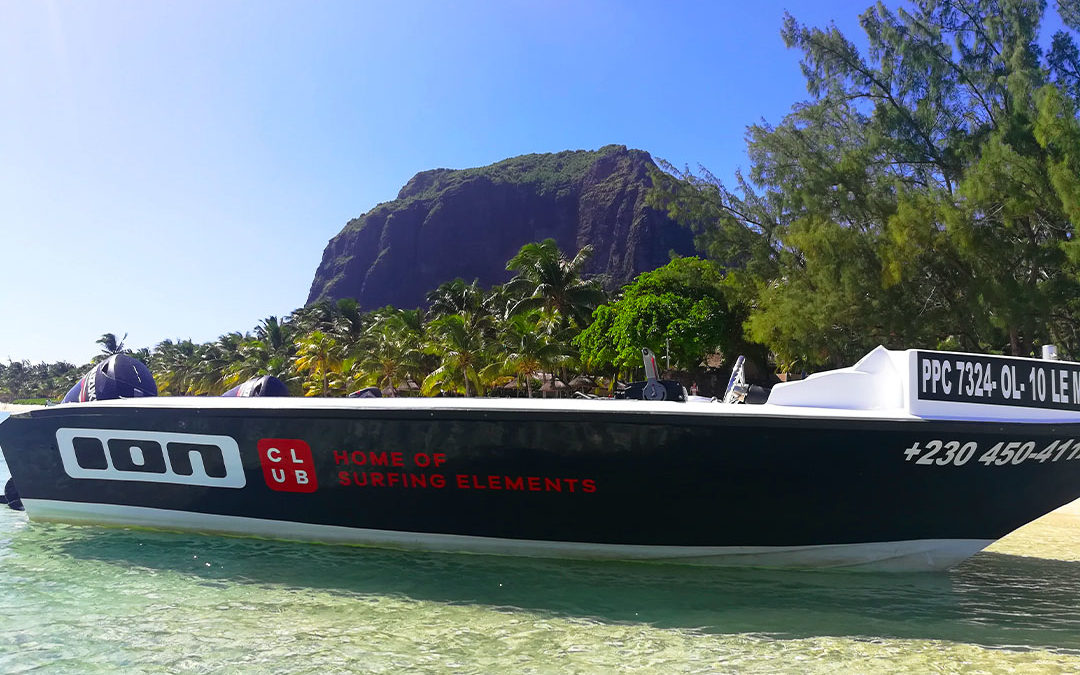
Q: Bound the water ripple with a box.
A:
[1,506,1079,671]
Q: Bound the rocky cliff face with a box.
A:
[307,145,695,309]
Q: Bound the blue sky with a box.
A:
[2,1,896,364]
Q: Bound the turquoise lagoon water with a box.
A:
[2,452,1080,673]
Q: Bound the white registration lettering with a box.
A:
[907,439,1072,468]
[903,440,977,467]
[916,440,943,465]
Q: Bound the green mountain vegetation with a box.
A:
[390,147,615,205]
[4,0,1079,401]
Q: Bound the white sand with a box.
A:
[1056,496,1080,515]
[0,403,45,415]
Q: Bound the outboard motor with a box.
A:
[1,479,23,511]
[222,375,289,397]
[347,386,382,398]
[616,348,687,402]
[7,355,156,511]
[62,354,157,403]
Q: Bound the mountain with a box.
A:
[306,145,695,309]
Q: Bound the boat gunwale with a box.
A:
[6,397,1080,430]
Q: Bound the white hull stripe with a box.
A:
[22,499,992,571]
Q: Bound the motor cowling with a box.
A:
[222,375,289,397]
[62,354,157,403]
[347,386,382,398]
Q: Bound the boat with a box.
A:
[1,346,1079,572]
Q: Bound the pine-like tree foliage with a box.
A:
[652,0,1080,369]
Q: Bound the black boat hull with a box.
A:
[2,403,1080,570]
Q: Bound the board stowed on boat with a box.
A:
[1,348,1079,572]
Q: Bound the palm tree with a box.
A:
[505,239,607,328]
[394,307,440,386]
[334,298,366,341]
[495,313,569,398]
[186,333,245,395]
[428,279,481,317]
[294,330,344,397]
[425,278,497,341]
[96,333,128,358]
[422,315,490,397]
[224,316,297,388]
[151,339,201,395]
[255,316,290,353]
[225,339,282,387]
[289,301,339,335]
[354,318,424,396]
[483,284,519,324]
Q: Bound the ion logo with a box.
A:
[55,428,246,488]
[258,439,318,493]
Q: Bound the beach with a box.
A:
[0,403,44,416]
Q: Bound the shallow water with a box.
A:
[2,455,1079,673]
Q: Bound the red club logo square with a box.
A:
[258,438,318,493]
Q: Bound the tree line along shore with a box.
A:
[3,0,1080,401]
[0,242,745,401]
